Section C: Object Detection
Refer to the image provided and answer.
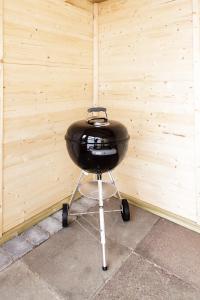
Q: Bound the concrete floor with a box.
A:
[0,198,200,299]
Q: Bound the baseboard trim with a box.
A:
[1,192,200,246]
[122,193,200,234]
[0,196,71,246]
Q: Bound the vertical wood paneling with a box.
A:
[192,0,200,223]
[1,0,200,235]
[98,0,197,221]
[93,3,99,106]
[0,0,3,237]
[3,0,93,232]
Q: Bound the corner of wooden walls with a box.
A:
[192,0,200,224]
[93,3,99,107]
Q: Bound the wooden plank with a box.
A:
[0,0,3,238]
[89,0,108,3]
[65,0,93,11]
[93,3,99,106]
[0,194,72,246]
[98,0,196,222]
[3,0,93,232]
[122,193,200,234]
[192,0,200,224]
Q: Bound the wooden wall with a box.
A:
[98,0,198,222]
[0,0,3,237]
[193,0,200,223]
[0,0,199,236]
[2,0,93,232]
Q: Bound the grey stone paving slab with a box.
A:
[0,260,61,300]
[38,216,62,235]
[52,209,77,224]
[0,249,13,271]
[94,253,200,300]
[70,197,98,214]
[2,236,33,261]
[21,225,50,246]
[78,197,98,209]
[70,201,86,213]
[135,218,200,289]
[79,198,159,250]
[23,220,131,300]
[52,210,63,222]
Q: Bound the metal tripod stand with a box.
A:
[62,170,130,271]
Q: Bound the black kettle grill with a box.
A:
[62,107,130,271]
[65,107,129,174]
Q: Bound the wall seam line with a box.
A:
[192,0,200,224]
[93,3,99,107]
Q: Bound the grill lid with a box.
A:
[65,106,129,145]
[65,119,129,145]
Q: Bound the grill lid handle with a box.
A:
[88,107,108,120]
[88,107,107,113]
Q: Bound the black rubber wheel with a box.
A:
[62,204,69,227]
[121,199,130,222]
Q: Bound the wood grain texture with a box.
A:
[1,0,200,235]
[0,0,3,237]
[192,0,200,223]
[98,0,197,221]
[0,195,71,245]
[89,0,108,3]
[65,0,93,11]
[3,0,93,232]
[93,3,99,105]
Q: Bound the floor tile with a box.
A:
[78,198,159,250]
[77,197,98,210]
[23,220,131,300]
[38,216,62,235]
[0,249,13,271]
[70,197,97,214]
[136,218,200,288]
[52,209,77,224]
[2,236,33,261]
[21,225,50,246]
[0,261,61,300]
[51,210,63,222]
[94,253,200,300]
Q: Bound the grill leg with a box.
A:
[68,170,86,208]
[97,173,108,271]
[108,171,122,200]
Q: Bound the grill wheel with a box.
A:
[121,199,130,222]
[62,204,69,227]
